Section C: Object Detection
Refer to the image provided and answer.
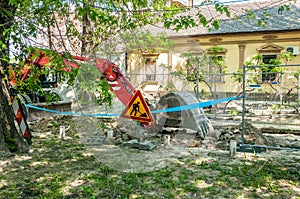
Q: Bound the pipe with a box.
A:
[240,144,300,151]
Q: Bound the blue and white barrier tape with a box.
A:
[24,104,120,117]
[151,96,242,114]
[25,96,242,117]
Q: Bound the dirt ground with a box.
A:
[29,115,300,173]
[1,114,299,198]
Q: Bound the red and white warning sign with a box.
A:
[11,96,32,142]
[120,90,154,123]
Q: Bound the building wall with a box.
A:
[127,31,300,99]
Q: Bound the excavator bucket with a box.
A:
[154,92,213,139]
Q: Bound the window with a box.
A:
[206,46,227,83]
[256,44,283,82]
[145,58,156,81]
[208,55,225,82]
[262,55,277,82]
[143,54,159,82]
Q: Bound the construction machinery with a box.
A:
[8,49,213,141]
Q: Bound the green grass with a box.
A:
[0,133,299,199]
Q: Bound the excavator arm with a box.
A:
[22,51,137,108]
[71,56,137,106]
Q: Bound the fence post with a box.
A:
[241,64,246,146]
[280,72,283,115]
[298,77,300,101]
[229,140,237,158]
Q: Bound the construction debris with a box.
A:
[28,114,300,150]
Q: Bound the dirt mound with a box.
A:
[25,115,300,173]
[29,114,300,150]
[29,115,273,149]
[216,122,275,149]
[29,115,77,136]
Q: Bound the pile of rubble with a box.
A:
[217,122,274,148]
[29,115,77,137]
[28,115,300,150]
[109,118,275,149]
[25,115,300,173]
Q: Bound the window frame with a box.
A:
[261,54,277,82]
[207,54,226,83]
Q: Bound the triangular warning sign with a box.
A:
[120,90,154,123]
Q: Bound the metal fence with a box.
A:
[127,72,238,100]
[240,64,300,151]
[242,64,300,117]
[128,65,300,151]
[128,65,300,115]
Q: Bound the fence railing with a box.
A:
[128,68,300,117]
[240,64,300,150]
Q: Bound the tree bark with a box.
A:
[0,78,29,154]
[0,0,29,154]
[81,4,92,56]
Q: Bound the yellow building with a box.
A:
[127,0,300,101]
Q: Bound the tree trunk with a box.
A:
[80,0,96,56]
[81,6,92,56]
[0,0,29,155]
[0,78,29,154]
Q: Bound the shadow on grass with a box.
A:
[0,133,299,199]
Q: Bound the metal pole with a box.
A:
[196,74,199,100]
[137,121,140,151]
[195,66,199,100]
[280,72,283,115]
[214,74,217,118]
[137,121,140,143]
[241,65,246,145]
[298,75,300,101]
